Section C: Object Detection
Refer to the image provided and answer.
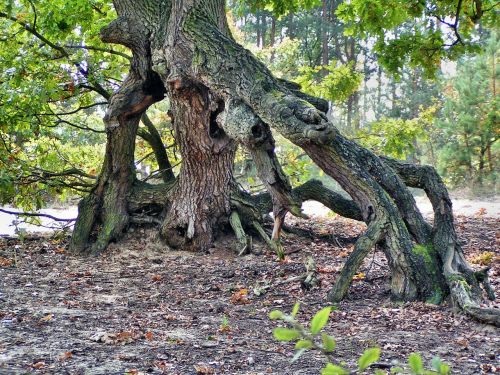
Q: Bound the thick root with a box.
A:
[328,222,384,302]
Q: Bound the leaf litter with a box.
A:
[0,215,498,374]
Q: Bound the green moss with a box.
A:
[446,274,466,283]
[412,244,434,266]
[270,89,284,99]
[425,288,444,304]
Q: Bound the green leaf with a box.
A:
[408,353,424,374]
[321,363,349,375]
[431,356,451,374]
[272,327,300,342]
[309,306,332,334]
[291,302,300,317]
[291,348,307,363]
[358,347,381,371]
[431,357,442,371]
[321,333,336,353]
[438,364,451,375]
[391,367,405,374]
[269,310,284,320]
[295,339,313,349]
[390,367,404,374]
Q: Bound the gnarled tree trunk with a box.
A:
[70,0,499,326]
[159,82,236,251]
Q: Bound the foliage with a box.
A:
[237,0,321,17]
[0,135,103,209]
[356,105,437,159]
[0,0,179,211]
[239,0,497,77]
[270,303,453,374]
[253,38,305,80]
[0,0,498,217]
[336,0,498,77]
[295,61,363,104]
[469,251,496,266]
[0,0,120,210]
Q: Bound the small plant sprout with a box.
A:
[219,314,231,333]
[269,303,452,374]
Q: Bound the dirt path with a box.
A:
[0,216,499,374]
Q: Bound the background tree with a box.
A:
[436,32,499,189]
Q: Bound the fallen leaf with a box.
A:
[151,274,162,282]
[59,351,72,361]
[193,364,215,374]
[230,288,250,304]
[475,208,487,216]
[0,257,13,267]
[90,331,138,345]
[318,265,337,273]
[352,272,365,281]
[32,362,45,369]
[145,331,154,341]
[39,314,53,323]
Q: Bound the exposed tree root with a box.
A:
[253,256,319,296]
[327,222,384,302]
[383,158,499,326]
[181,15,498,322]
[229,211,252,255]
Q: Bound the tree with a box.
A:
[2,0,498,326]
[437,32,499,188]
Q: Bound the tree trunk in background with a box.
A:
[321,0,329,68]
[270,16,276,62]
[256,11,261,48]
[376,65,382,120]
[287,13,295,38]
[261,13,267,47]
[345,37,360,131]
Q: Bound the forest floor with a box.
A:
[0,214,498,374]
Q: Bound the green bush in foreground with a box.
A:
[270,303,451,374]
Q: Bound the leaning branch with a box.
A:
[0,208,76,222]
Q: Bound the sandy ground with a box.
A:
[0,207,78,236]
[302,196,500,219]
[1,197,498,237]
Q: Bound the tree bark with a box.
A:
[159,82,236,251]
[170,0,497,323]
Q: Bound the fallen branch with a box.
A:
[253,256,319,296]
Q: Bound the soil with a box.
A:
[0,214,498,375]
